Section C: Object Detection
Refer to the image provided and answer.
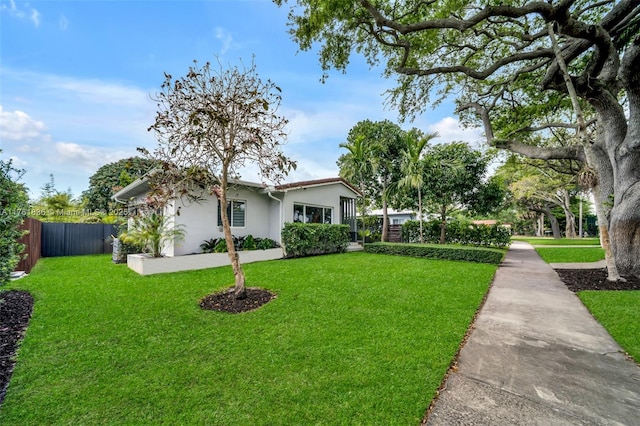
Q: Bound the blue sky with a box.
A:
[1,0,481,199]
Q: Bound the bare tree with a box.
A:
[142,59,296,298]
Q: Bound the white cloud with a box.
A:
[0,69,159,195]
[9,155,28,168]
[426,116,483,146]
[284,107,355,146]
[1,0,41,27]
[54,142,131,173]
[0,105,48,141]
[59,14,68,30]
[30,6,40,27]
[215,27,237,55]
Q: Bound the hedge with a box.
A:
[281,223,350,258]
[364,242,505,265]
[401,220,511,248]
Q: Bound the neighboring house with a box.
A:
[113,177,360,256]
[368,208,418,225]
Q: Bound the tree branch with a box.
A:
[493,139,585,162]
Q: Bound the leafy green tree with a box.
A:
[83,157,156,212]
[29,174,84,223]
[276,1,640,277]
[0,155,29,285]
[498,156,580,239]
[143,58,296,299]
[421,142,501,244]
[338,119,406,241]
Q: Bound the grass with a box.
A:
[1,253,497,425]
[512,236,601,246]
[578,291,640,362]
[535,247,605,263]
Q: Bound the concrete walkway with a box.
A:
[426,241,640,425]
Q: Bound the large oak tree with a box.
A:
[277,0,640,279]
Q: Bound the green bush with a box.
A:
[281,223,350,258]
[402,219,511,248]
[0,158,29,284]
[214,239,228,253]
[255,238,278,250]
[364,242,505,264]
[243,234,256,251]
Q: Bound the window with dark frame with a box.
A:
[217,200,246,227]
[293,203,332,224]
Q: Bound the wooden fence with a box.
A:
[388,224,402,243]
[16,218,42,274]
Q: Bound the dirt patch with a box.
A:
[555,268,640,292]
[199,287,276,314]
[0,290,34,405]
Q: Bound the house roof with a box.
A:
[113,175,360,202]
[112,176,151,201]
[273,177,361,195]
[368,208,416,217]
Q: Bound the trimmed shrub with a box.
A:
[364,242,505,265]
[281,223,350,258]
[401,219,511,248]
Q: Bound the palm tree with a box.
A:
[398,130,439,243]
[338,135,375,243]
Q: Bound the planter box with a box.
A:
[127,248,284,275]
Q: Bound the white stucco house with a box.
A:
[113,176,360,257]
[368,208,419,225]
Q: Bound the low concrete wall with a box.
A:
[127,248,284,275]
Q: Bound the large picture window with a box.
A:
[293,204,332,224]
[218,200,246,227]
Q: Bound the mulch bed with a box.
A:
[0,290,34,405]
[199,287,276,314]
[555,268,640,292]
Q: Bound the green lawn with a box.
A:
[1,253,497,425]
[535,247,605,263]
[513,236,601,246]
[579,291,640,362]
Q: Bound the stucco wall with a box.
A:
[127,181,358,257]
[169,187,274,256]
[281,184,357,224]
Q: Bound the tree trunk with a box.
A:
[559,189,577,238]
[439,204,446,244]
[535,213,544,237]
[586,45,640,278]
[609,41,640,279]
[381,196,389,242]
[418,187,424,244]
[547,210,561,239]
[585,143,623,281]
[219,178,246,299]
[534,206,560,239]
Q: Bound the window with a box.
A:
[218,200,246,227]
[293,203,332,224]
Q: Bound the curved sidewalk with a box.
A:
[426,241,640,425]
